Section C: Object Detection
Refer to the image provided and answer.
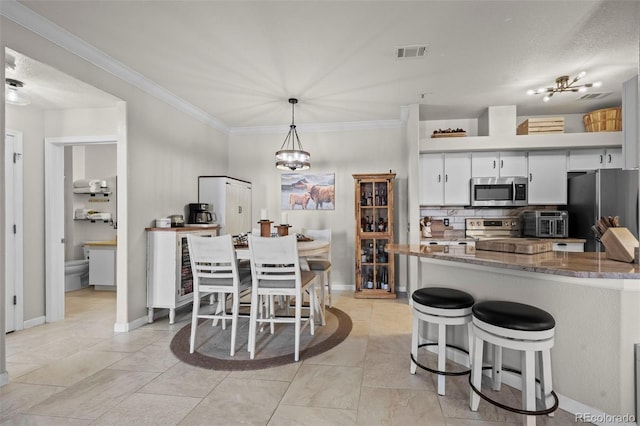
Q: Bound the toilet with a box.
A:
[65,259,89,292]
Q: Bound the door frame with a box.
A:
[44,135,117,323]
[5,129,23,332]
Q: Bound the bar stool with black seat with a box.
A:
[469,301,559,426]
[410,287,475,396]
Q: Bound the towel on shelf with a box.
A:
[73,179,107,192]
[74,208,95,219]
[86,212,111,221]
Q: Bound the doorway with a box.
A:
[44,130,127,329]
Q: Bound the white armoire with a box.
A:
[198,176,252,236]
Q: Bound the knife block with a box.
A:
[600,227,639,262]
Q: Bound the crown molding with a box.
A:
[229,118,404,136]
[0,0,229,134]
[2,0,408,137]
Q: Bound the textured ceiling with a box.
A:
[6,0,640,128]
[5,48,120,110]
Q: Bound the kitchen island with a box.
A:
[387,243,640,421]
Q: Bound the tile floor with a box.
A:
[1,288,587,425]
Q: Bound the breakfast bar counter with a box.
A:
[387,243,640,280]
[386,243,640,420]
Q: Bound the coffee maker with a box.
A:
[188,203,214,224]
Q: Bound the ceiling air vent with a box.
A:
[396,45,428,59]
[577,92,612,100]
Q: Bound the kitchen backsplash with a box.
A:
[420,206,561,231]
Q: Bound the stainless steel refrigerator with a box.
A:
[567,169,639,252]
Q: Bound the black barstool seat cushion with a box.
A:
[473,301,555,331]
[412,287,475,309]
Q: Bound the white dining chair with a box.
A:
[247,234,316,361]
[302,228,332,307]
[186,234,251,356]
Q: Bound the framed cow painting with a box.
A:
[281,172,335,210]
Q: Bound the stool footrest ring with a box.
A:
[411,343,471,377]
[468,366,559,416]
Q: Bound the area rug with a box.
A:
[170,307,352,371]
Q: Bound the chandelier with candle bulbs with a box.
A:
[527,71,602,102]
[275,98,310,171]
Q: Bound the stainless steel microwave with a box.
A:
[470,177,528,207]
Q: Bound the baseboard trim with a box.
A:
[0,371,8,387]
[23,316,45,329]
[113,315,148,333]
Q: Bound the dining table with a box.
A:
[234,239,331,325]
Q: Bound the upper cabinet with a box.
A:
[419,153,471,206]
[471,151,527,178]
[567,148,623,171]
[198,176,252,236]
[622,76,639,169]
[527,151,567,205]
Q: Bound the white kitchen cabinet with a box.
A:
[419,152,471,206]
[552,242,584,252]
[87,245,116,289]
[471,151,527,178]
[146,227,218,324]
[198,176,252,235]
[567,148,622,171]
[527,151,567,205]
[622,76,638,170]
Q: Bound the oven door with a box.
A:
[538,218,568,238]
[470,177,528,207]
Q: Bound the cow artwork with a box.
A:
[280,173,335,210]
[289,192,311,209]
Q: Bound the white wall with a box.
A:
[1,17,230,334]
[228,126,408,289]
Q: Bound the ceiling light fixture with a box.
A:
[5,78,31,106]
[275,98,310,171]
[526,71,602,102]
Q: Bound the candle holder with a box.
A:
[258,220,273,237]
[276,224,291,237]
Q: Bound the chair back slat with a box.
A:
[187,234,240,290]
[248,235,301,289]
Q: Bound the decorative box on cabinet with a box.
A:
[198,176,252,236]
[353,173,396,298]
[146,226,219,323]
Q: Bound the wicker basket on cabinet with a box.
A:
[583,107,622,132]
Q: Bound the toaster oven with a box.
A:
[522,210,568,238]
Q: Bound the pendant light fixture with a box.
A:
[5,78,31,106]
[526,71,602,102]
[275,98,310,171]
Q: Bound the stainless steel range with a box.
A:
[465,217,521,240]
